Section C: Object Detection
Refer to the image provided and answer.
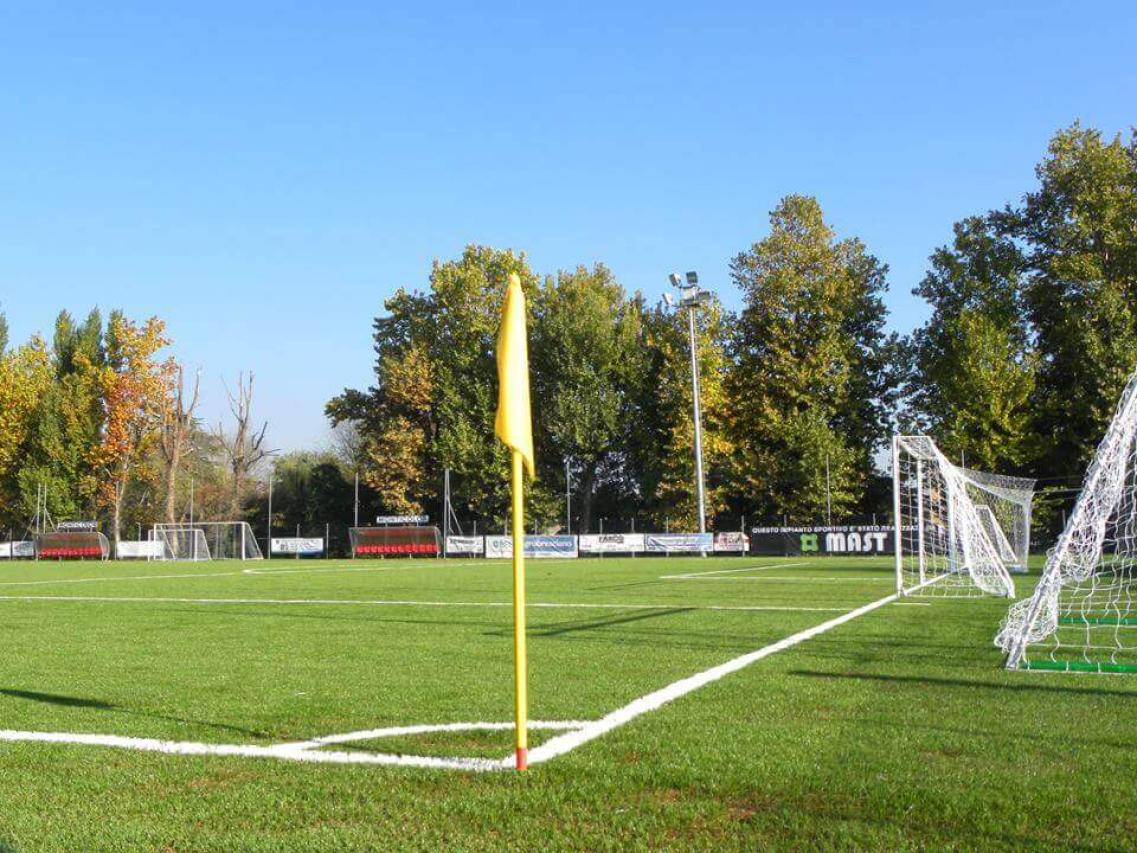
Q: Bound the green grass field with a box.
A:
[0,554,1133,850]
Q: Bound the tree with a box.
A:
[158,364,201,524]
[218,372,273,518]
[530,265,645,532]
[907,216,1036,470]
[0,309,8,355]
[0,338,53,527]
[1005,124,1137,478]
[628,298,734,531]
[727,195,896,522]
[9,310,108,525]
[328,246,539,529]
[90,313,172,544]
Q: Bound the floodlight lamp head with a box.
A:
[668,272,682,287]
[685,271,699,286]
[662,292,675,307]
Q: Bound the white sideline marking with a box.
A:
[525,591,899,766]
[661,576,892,583]
[660,561,801,579]
[0,570,242,587]
[0,594,850,613]
[0,719,590,771]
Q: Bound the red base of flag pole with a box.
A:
[515,747,528,771]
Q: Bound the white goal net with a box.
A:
[151,522,262,561]
[892,435,1021,598]
[997,367,1137,673]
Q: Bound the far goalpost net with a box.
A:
[892,435,1023,598]
[998,367,1137,673]
[151,522,263,561]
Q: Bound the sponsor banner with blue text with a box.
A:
[485,535,579,559]
[645,533,713,553]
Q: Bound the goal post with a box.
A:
[998,367,1137,672]
[151,522,262,561]
[893,435,1018,598]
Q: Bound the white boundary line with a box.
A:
[526,590,898,766]
[0,720,582,772]
[659,561,802,579]
[0,594,851,613]
[660,576,893,583]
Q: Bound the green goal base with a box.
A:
[1020,659,1137,674]
[1058,616,1137,626]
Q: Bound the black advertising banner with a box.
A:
[749,526,898,556]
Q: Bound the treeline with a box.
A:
[330,123,1137,536]
[0,309,288,542]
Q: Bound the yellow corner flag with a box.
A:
[494,272,533,771]
[495,273,535,477]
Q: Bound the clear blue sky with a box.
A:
[2,2,1134,449]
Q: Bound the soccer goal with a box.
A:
[151,522,263,561]
[892,435,1018,598]
[961,468,1035,573]
[998,368,1137,673]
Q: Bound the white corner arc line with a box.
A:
[526,591,899,766]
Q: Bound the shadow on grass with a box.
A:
[492,607,697,638]
[788,670,1137,699]
[0,688,271,739]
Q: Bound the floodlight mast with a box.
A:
[669,270,709,548]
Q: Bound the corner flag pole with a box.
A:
[494,272,535,772]
[511,450,528,770]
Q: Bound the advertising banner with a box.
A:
[115,540,164,559]
[271,537,325,555]
[485,535,579,559]
[57,520,98,531]
[713,532,750,553]
[445,536,484,555]
[0,541,34,558]
[645,533,713,553]
[748,525,897,556]
[376,515,429,525]
[578,533,645,554]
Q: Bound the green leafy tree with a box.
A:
[628,299,734,531]
[727,195,896,522]
[907,217,1036,470]
[530,265,645,532]
[1004,124,1137,478]
[16,310,108,523]
[328,246,539,530]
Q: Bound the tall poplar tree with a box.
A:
[728,195,896,522]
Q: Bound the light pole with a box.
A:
[668,271,711,540]
[564,457,571,534]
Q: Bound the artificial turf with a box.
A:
[0,554,1131,850]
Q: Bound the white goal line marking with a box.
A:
[0,594,851,613]
[525,590,899,766]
